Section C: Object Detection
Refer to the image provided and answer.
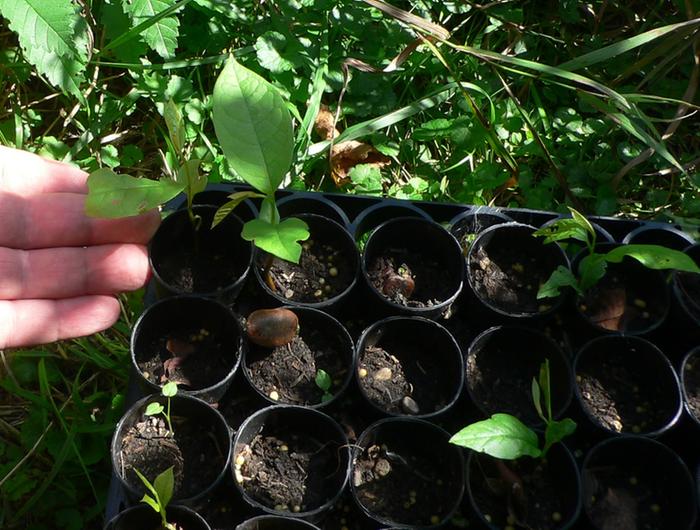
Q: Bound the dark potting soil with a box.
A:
[368,251,445,307]
[263,238,353,303]
[578,272,663,333]
[159,247,239,293]
[470,454,572,530]
[358,345,449,415]
[119,415,225,499]
[683,355,700,421]
[469,245,554,314]
[137,328,233,390]
[236,433,337,512]
[584,465,670,530]
[247,333,346,406]
[577,355,673,434]
[352,442,455,526]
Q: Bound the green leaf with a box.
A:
[85,168,184,218]
[241,217,310,263]
[537,265,580,299]
[449,413,541,460]
[164,99,185,154]
[135,468,160,505]
[161,381,178,397]
[539,359,552,421]
[315,369,332,392]
[153,467,174,509]
[23,44,86,100]
[543,418,576,454]
[123,0,181,59]
[140,493,160,514]
[211,191,265,228]
[212,56,294,194]
[604,244,700,274]
[533,218,590,246]
[578,253,608,292]
[255,31,296,73]
[531,377,544,422]
[176,159,206,206]
[144,402,164,416]
[349,164,383,195]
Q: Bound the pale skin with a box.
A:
[0,146,160,349]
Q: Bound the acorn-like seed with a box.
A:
[246,308,299,348]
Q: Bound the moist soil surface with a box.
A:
[119,415,224,499]
[159,247,239,293]
[368,250,446,308]
[683,354,700,420]
[577,354,674,434]
[137,328,234,390]
[469,245,554,314]
[578,271,664,333]
[358,345,450,415]
[470,453,574,530]
[236,433,337,512]
[262,238,354,303]
[247,333,347,406]
[585,464,672,530]
[352,442,456,526]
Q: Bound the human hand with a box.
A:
[0,146,160,348]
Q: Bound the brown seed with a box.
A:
[246,308,299,348]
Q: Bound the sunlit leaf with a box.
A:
[242,217,310,263]
[449,413,541,460]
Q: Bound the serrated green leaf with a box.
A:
[144,402,164,416]
[23,37,86,100]
[85,168,184,218]
[604,244,700,273]
[212,191,265,228]
[123,0,181,59]
[315,369,332,392]
[242,217,310,263]
[537,265,580,299]
[212,56,294,194]
[161,381,178,397]
[153,467,174,508]
[450,414,541,460]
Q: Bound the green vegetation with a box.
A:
[449,360,576,459]
[535,207,700,298]
[315,368,333,403]
[135,466,177,530]
[1,1,699,528]
[144,381,178,433]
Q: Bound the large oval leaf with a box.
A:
[85,168,184,218]
[449,413,541,460]
[212,56,293,194]
[605,244,700,273]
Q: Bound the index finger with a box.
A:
[0,146,88,196]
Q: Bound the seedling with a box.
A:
[135,466,177,530]
[315,369,333,403]
[449,360,576,460]
[533,208,700,299]
[145,381,178,433]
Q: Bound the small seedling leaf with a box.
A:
[153,467,175,509]
[449,413,541,460]
[531,377,544,422]
[315,369,332,392]
[241,217,310,263]
[145,402,164,416]
[537,265,580,299]
[321,392,333,403]
[533,218,589,246]
[568,208,597,244]
[162,381,178,398]
[140,493,160,514]
[543,418,577,454]
[175,159,206,204]
[578,253,608,292]
[211,191,265,228]
[164,99,185,154]
[85,168,184,218]
[212,56,294,194]
[135,468,160,506]
[604,244,700,273]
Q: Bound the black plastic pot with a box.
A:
[104,504,211,530]
[573,335,682,437]
[680,346,700,429]
[622,224,696,250]
[243,306,355,408]
[149,205,252,304]
[466,325,573,426]
[131,295,243,403]
[572,242,670,336]
[236,515,321,529]
[277,194,351,229]
[350,201,431,242]
[448,206,513,254]
[466,222,570,319]
[672,244,700,337]
[466,442,582,530]
[355,316,464,419]
[361,217,464,318]
[111,393,232,504]
[252,214,360,311]
[539,214,615,257]
[582,436,697,529]
[232,405,350,520]
[350,417,465,528]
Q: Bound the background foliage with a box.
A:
[0,0,699,528]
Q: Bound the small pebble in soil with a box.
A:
[375,458,391,477]
[292,505,301,513]
[374,367,392,381]
[280,445,288,452]
[269,390,279,401]
[358,368,368,378]
[552,512,562,522]
[634,298,647,308]
[401,396,420,415]
[236,454,246,467]
[285,289,294,298]
[329,267,338,277]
